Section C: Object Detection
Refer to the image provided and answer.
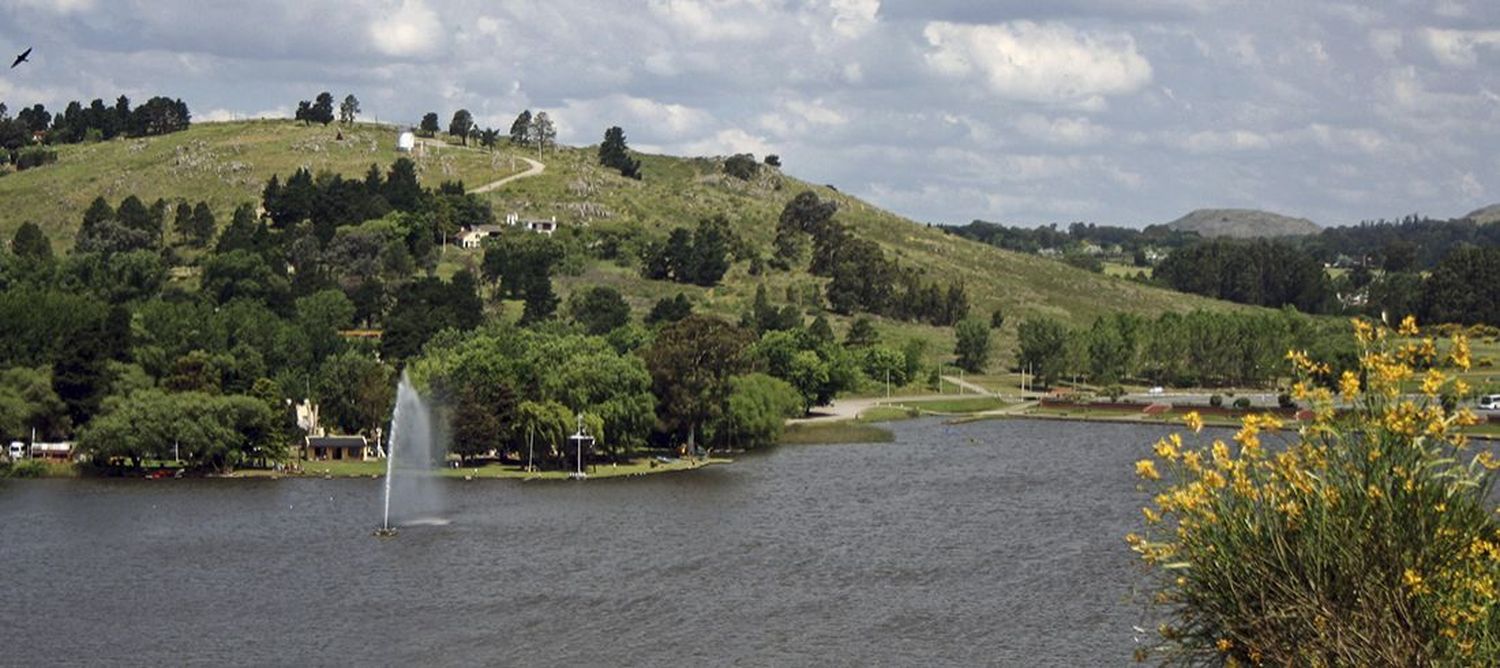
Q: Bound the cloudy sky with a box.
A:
[2,1,1497,227]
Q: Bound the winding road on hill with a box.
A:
[468,155,544,194]
[412,136,546,194]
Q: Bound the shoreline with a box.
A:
[2,456,733,481]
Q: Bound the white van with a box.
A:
[7,441,25,460]
[1480,395,1500,411]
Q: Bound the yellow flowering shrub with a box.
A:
[1129,318,1500,666]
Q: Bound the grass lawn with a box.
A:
[1103,261,1152,279]
[889,396,1012,414]
[858,405,922,422]
[778,422,895,445]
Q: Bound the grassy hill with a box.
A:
[1464,204,1500,225]
[1164,208,1321,238]
[0,120,523,250]
[454,140,1252,355]
[3,120,1250,364]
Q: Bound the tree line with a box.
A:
[772,191,969,326]
[1155,238,1500,325]
[0,95,191,171]
[412,108,556,155]
[0,154,512,471]
[1016,309,1354,391]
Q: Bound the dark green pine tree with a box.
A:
[598,126,641,179]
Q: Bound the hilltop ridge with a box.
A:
[0,120,1250,352]
[1163,208,1320,238]
[1464,204,1500,225]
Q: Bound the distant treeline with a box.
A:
[949,215,1500,325]
[1,95,190,149]
[945,220,1202,256]
[948,214,1500,272]
[1303,215,1500,270]
[1153,239,1499,325]
[0,96,191,171]
[1016,309,1355,390]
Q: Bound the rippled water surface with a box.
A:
[1,419,1174,666]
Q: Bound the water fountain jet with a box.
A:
[373,371,442,536]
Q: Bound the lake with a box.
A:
[0,418,1171,666]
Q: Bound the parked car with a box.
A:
[1479,394,1500,411]
[1147,387,1165,396]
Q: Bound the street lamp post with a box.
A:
[567,414,594,481]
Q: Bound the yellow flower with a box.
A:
[1404,568,1429,594]
[1153,438,1179,462]
[1352,318,1375,345]
[1216,637,1233,653]
[1135,459,1160,480]
[1182,450,1203,473]
[1183,411,1204,434]
[1212,440,1233,469]
[1202,470,1226,489]
[1451,335,1472,371]
[1142,507,1161,523]
[1338,371,1360,401]
[1420,369,1446,397]
[1291,381,1310,400]
[1399,315,1420,336]
[1478,451,1500,471]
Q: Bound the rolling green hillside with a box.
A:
[3,120,1249,361]
[456,141,1253,354]
[0,120,522,249]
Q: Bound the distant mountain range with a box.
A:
[1162,208,1321,239]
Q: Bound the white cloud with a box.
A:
[1013,114,1110,146]
[1369,29,1403,61]
[1422,28,1500,67]
[1175,129,1272,153]
[647,0,773,42]
[678,128,773,157]
[1459,171,1485,199]
[9,0,93,14]
[368,0,444,58]
[828,0,881,38]
[555,94,717,146]
[922,20,1152,106]
[199,107,289,122]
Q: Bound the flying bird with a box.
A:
[11,47,31,69]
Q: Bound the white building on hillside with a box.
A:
[460,225,507,249]
[504,212,558,236]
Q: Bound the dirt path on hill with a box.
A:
[412,137,546,193]
[467,156,544,193]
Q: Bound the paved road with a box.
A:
[942,375,996,396]
[788,377,1010,425]
[788,395,937,425]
